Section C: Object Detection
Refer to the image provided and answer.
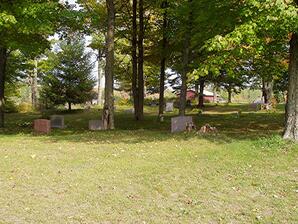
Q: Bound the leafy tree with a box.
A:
[0,0,69,127]
[41,36,95,111]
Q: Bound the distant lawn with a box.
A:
[0,104,297,223]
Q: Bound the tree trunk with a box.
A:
[158,0,168,119]
[284,33,298,140]
[227,88,232,104]
[97,54,104,106]
[68,102,71,111]
[198,78,205,108]
[31,59,38,110]
[262,79,274,104]
[103,0,115,130]
[0,47,7,128]
[132,0,138,119]
[179,0,192,116]
[137,0,144,120]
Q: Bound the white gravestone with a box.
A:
[165,102,174,112]
[171,116,193,133]
[89,120,103,131]
[50,115,65,129]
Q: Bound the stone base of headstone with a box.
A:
[171,116,193,133]
[50,115,65,129]
[89,120,103,131]
[33,119,51,134]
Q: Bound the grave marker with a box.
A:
[165,102,174,112]
[89,120,103,131]
[50,115,65,129]
[171,116,193,133]
[33,119,51,134]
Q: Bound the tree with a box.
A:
[0,0,67,127]
[102,0,115,130]
[179,0,192,116]
[284,32,298,140]
[158,0,169,119]
[41,37,95,111]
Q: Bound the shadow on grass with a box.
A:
[0,105,286,145]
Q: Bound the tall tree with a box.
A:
[179,0,192,116]
[137,0,145,120]
[158,0,168,119]
[41,37,95,111]
[132,0,139,119]
[284,33,298,140]
[102,0,115,130]
[0,0,67,127]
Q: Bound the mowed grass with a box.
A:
[0,104,297,223]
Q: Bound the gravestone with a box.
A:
[50,115,65,129]
[125,108,135,114]
[89,120,103,131]
[33,119,51,134]
[165,102,174,112]
[171,116,193,133]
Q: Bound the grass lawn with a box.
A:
[0,104,297,223]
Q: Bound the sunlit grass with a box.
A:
[0,104,297,223]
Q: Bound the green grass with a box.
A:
[0,104,297,223]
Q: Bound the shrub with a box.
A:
[5,100,18,113]
[18,102,33,113]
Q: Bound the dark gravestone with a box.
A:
[171,116,193,133]
[50,115,65,129]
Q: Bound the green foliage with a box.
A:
[41,36,96,108]
[17,102,33,113]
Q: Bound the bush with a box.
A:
[18,102,33,113]
[5,100,18,113]
[117,98,132,106]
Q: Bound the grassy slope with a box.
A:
[0,104,297,223]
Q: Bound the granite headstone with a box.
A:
[33,119,51,134]
[50,115,65,129]
[171,116,193,133]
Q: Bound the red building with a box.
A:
[184,90,217,103]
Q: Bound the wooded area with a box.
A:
[0,0,297,138]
